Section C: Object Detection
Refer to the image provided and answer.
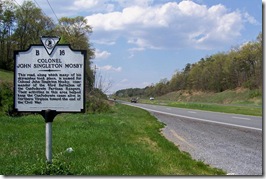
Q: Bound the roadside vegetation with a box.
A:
[0,103,225,175]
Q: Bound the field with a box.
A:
[0,104,225,175]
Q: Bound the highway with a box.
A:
[122,101,263,175]
[123,102,262,131]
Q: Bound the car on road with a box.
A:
[150,97,154,100]
[131,98,137,103]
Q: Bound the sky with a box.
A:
[15,0,263,94]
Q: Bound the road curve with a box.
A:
[122,101,263,175]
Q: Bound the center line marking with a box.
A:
[232,116,251,120]
[188,111,196,114]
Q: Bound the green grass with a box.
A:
[0,69,13,83]
[0,104,225,175]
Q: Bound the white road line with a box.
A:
[232,116,251,120]
[188,111,197,114]
[126,104,262,131]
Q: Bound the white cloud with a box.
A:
[86,0,258,50]
[99,65,122,72]
[19,0,258,52]
[95,49,111,59]
[243,12,260,25]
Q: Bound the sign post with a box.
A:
[14,36,86,163]
[41,109,57,163]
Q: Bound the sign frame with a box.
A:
[13,43,87,113]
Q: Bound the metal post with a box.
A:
[41,110,57,164]
[46,122,52,163]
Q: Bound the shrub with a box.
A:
[86,96,112,113]
[86,89,112,113]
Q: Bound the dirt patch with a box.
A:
[191,90,205,96]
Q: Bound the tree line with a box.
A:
[116,33,262,97]
[0,0,95,90]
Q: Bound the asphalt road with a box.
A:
[122,101,263,175]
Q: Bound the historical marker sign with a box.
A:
[14,37,86,113]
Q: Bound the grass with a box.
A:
[0,69,13,83]
[0,104,225,175]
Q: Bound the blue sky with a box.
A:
[16,0,263,94]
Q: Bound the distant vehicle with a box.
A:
[131,98,137,103]
[150,97,154,100]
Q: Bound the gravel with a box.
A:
[151,112,263,175]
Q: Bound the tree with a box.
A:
[0,0,16,70]
[55,16,95,92]
[14,1,54,50]
[236,33,262,89]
